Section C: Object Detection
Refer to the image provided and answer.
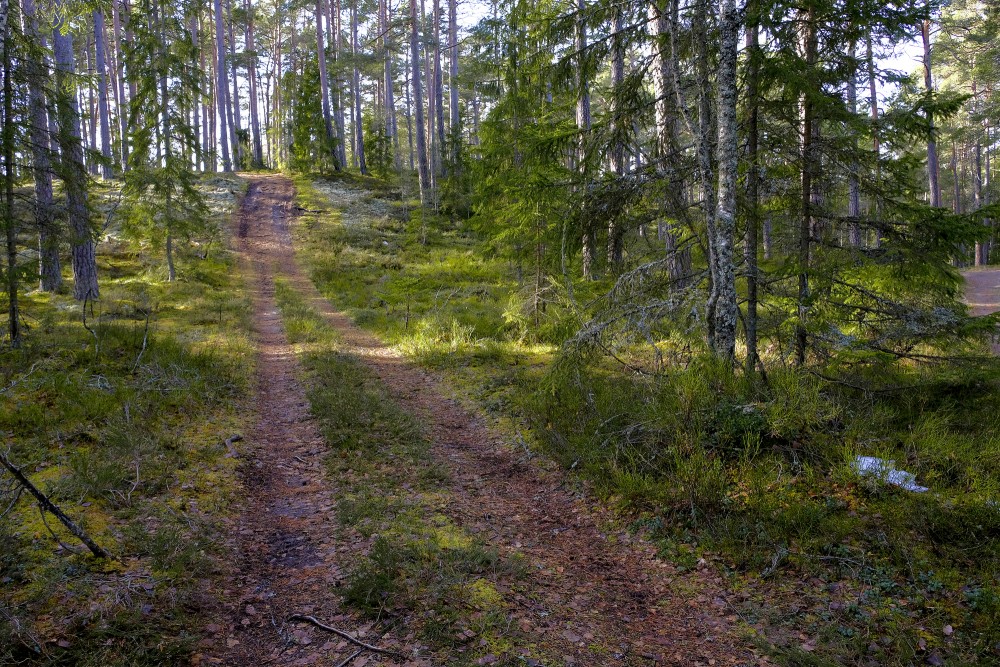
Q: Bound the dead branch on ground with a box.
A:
[287,615,404,660]
[0,451,113,559]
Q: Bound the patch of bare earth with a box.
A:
[201,174,764,666]
[962,268,1000,352]
[197,175,413,666]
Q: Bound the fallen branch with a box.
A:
[335,648,365,667]
[223,434,244,458]
[287,615,404,660]
[0,452,112,559]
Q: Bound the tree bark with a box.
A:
[922,16,940,207]
[410,0,429,204]
[112,0,129,168]
[432,0,445,172]
[54,10,100,301]
[351,0,366,174]
[23,0,61,292]
[213,0,232,171]
[847,39,861,247]
[712,0,739,363]
[93,10,112,177]
[245,0,263,166]
[2,0,20,346]
[447,0,458,162]
[745,5,760,375]
[576,0,593,279]
[317,0,340,170]
[227,0,244,168]
[607,6,625,270]
[796,5,818,365]
[382,0,400,168]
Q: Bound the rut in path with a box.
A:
[202,174,763,666]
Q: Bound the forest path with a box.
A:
[201,174,761,666]
[963,267,1000,316]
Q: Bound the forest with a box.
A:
[1,0,1000,664]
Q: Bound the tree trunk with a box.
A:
[23,0,61,292]
[54,10,100,301]
[744,5,760,375]
[213,0,232,171]
[93,10,112,177]
[576,0,593,279]
[351,0,366,174]
[866,34,881,245]
[2,0,20,346]
[227,0,244,168]
[245,0,263,166]
[447,0,458,161]
[922,17,940,207]
[112,0,129,168]
[410,0,429,204]
[317,0,340,170]
[796,5,817,365]
[692,0,717,344]
[847,39,861,247]
[382,0,399,168]
[712,0,738,363]
[607,6,625,270]
[433,0,445,171]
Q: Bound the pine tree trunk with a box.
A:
[433,0,445,173]
[332,0,347,168]
[245,0,263,166]
[382,0,399,168]
[317,0,340,170]
[213,0,232,171]
[112,1,129,168]
[2,0,21,346]
[410,0,429,204]
[973,82,986,266]
[85,35,99,175]
[351,0,366,173]
[866,34,881,245]
[23,0,61,292]
[712,0,739,363]
[405,63,415,170]
[447,0,458,158]
[53,11,100,301]
[922,17,940,207]
[744,6,760,375]
[847,39,861,247]
[227,0,244,168]
[796,5,818,365]
[94,10,113,178]
[607,7,625,269]
[191,14,202,169]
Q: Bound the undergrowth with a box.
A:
[292,171,1000,666]
[0,173,250,665]
[273,279,533,666]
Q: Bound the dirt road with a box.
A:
[200,174,761,666]
[963,267,1000,316]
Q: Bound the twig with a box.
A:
[0,360,43,395]
[38,505,82,554]
[0,451,112,559]
[131,309,151,372]
[335,648,365,667]
[286,615,405,660]
[223,434,244,458]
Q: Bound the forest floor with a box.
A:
[198,174,766,666]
